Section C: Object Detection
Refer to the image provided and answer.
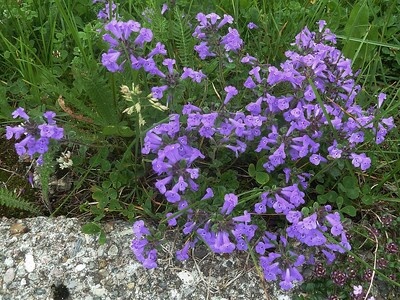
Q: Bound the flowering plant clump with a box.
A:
[6,108,64,165]
[93,2,395,292]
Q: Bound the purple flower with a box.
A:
[173,176,188,192]
[201,188,214,200]
[12,107,29,120]
[377,92,386,108]
[165,190,181,203]
[101,50,122,72]
[161,3,168,15]
[165,212,177,226]
[213,231,235,253]
[232,210,251,223]
[223,86,238,105]
[176,242,191,261]
[133,220,151,238]
[279,268,294,290]
[151,85,169,99]
[220,28,243,52]
[325,212,343,236]
[181,67,207,83]
[309,153,326,165]
[247,22,258,29]
[350,153,371,170]
[6,126,25,140]
[142,249,158,269]
[221,193,238,215]
[217,14,234,29]
[194,41,216,59]
[148,42,167,58]
[134,28,153,46]
[348,131,364,144]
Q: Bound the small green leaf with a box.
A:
[256,172,270,185]
[312,201,320,210]
[315,184,325,194]
[256,157,267,171]
[336,196,344,208]
[248,163,256,177]
[361,184,371,195]
[361,195,374,205]
[81,222,101,234]
[317,194,328,204]
[98,230,107,245]
[346,188,360,200]
[301,207,310,216]
[341,205,357,217]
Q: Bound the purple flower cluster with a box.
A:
[131,220,158,268]
[99,12,394,290]
[101,19,162,73]
[192,12,243,60]
[93,0,118,21]
[99,4,207,105]
[6,108,64,165]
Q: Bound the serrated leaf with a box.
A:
[81,222,101,234]
[341,205,357,217]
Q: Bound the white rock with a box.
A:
[92,287,107,296]
[4,257,14,267]
[177,270,195,285]
[24,253,35,273]
[107,245,118,256]
[75,264,86,271]
[4,268,15,284]
[20,278,27,286]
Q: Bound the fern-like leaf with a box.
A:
[0,188,41,215]
[172,8,195,67]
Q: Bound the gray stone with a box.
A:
[3,268,15,284]
[0,216,294,300]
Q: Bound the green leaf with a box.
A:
[341,205,357,217]
[346,188,360,200]
[98,230,107,245]
[315,184,325,194]
[361,195,375,205]
[256,157,267,171]
[102,125,135,137]
[81,222,101,234]
[248,163,256,177]
[340,176,360,199]
[256,172,270,185]
[318,190,338,204]
[361,184,371,195]
[336,196,344,209]
[312,201,320,210]
[301,207,310,216]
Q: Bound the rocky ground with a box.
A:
[0,216,293,300]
